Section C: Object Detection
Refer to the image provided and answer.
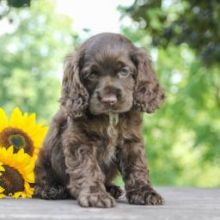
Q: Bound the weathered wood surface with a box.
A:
[0,187,219,220]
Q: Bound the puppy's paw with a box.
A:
[78,192,116,208]
[34,185,70,200]
[106,184,123,199]
[127,186,164,205]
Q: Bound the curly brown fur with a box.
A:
[35,33,165,208]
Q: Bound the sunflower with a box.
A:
[0,107,48,157]
[0,146,35,198]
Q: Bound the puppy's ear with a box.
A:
[60,49,89,118]
[132,48,165,113]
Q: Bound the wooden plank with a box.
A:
[0,187,219,220]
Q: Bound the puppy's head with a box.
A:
[60,33,165,118]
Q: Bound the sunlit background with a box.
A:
[0,0,219,187]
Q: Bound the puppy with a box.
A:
[34,33,165,207]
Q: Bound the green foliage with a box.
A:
[7,0,30,8]
[0,0,75,121]
[0,0,32,19]
[121,0,220,66]
[120,1,220,187]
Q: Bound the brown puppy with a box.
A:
[34,33,165,208]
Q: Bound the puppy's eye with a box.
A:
[118,67,130,78]
[88,72,98,81]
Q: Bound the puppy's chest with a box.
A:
[97,126,120,165]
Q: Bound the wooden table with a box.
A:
[0,187,219,220]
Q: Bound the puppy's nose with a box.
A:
[101,94,117,106]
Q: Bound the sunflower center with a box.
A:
[0,165,24,195]
[0,127,34,156]
[8,134,25,150]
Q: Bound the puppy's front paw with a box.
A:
[106,184,123,199]
[34,185,70,200]
[127,185,164,205]
[78,192,116,208]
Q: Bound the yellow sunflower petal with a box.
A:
[24,182,34,197]
[26,173,35,183]
[0,108,8,130]
[0,166,5,172]
[12,192,23,199]
[7,145,14,155]
[9,107,23,127]
[28,113,36,126]
[0,186,5,199]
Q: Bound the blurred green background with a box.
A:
[0,0,219,187]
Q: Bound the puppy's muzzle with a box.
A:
[96,86,122,107]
